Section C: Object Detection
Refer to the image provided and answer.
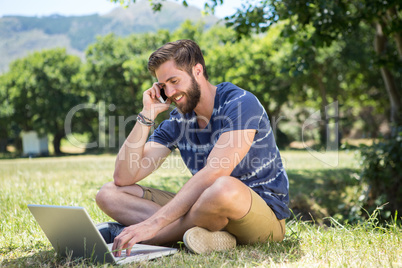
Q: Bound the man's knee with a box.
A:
[195,176,246,211]
[208,176,245,203]
[96,181,144,210]
[190,176,250,230]
[96,181,118,209]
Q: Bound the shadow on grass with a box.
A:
[287,168,361,224]
[0,249,58,267]
[239,235,303,264]
[151,236,303,267]
[0,249,110,267]
[177,234,303,266]
[1,233,302,267]
[2,240,303,267]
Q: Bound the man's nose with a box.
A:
[164,86,177,98]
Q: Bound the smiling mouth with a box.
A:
[174,94,184,101]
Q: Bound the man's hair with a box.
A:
[148,39,209,80]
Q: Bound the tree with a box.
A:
[0,75,13,152]
[114,0,401,131]
[282,22,389,145]
[205,27,294,147]
[3,48,84,155]
[206,25,291,114]
[83,31,171,150]
[226,0,401,129]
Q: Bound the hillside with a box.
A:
[0,1,219,73]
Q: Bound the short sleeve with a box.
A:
[148,112,183,151]
[219,90,264,134]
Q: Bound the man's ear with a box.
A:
[193,63,203,78]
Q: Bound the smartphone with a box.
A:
[158,88,168,103]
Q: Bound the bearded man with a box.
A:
[96,39,290,256]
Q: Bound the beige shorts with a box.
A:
[139,185,285,244]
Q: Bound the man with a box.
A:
[96,39,290,256]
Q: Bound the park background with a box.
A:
[0,0,401,267]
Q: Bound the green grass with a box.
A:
[1,151,401,267]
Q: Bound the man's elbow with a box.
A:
[113,170,132,187]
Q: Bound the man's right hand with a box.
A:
[141,83,171,120]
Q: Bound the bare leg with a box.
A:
[96,176,252,245]
[96,182,161,226]
[146,176,252,245]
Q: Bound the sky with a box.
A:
[0,0,244,19]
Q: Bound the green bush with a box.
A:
[359,127,402,222]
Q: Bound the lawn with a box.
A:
[0,150,401,267]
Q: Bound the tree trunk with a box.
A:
[386,7,402,59]
[0,138,7,153]
[315,72,329,147]
[53,132,64,155]
[0,122,8,152]
[374,22,402,130]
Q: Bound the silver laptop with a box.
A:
[28,204,178,265]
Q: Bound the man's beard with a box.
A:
[176,76,201,114]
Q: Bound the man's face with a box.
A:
[176,75,201,114]
[156,60,201,114]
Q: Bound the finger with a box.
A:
[124,239,136,256]
[112,238,119,255]
[151,82,161,99]
[143,86,154,101]
[112,233,129,257]
[112,231,124,253]
[143,89,159,107]
[112,242,122,257]
[112,243,120,257]
[144,88,155,100]
[155,82,167,99]
[126,245,131,257]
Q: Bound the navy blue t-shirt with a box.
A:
[148,82,290,220]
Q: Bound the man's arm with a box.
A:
[112,129,256,256]
[113,127,170,186]
[113,83,171,186]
